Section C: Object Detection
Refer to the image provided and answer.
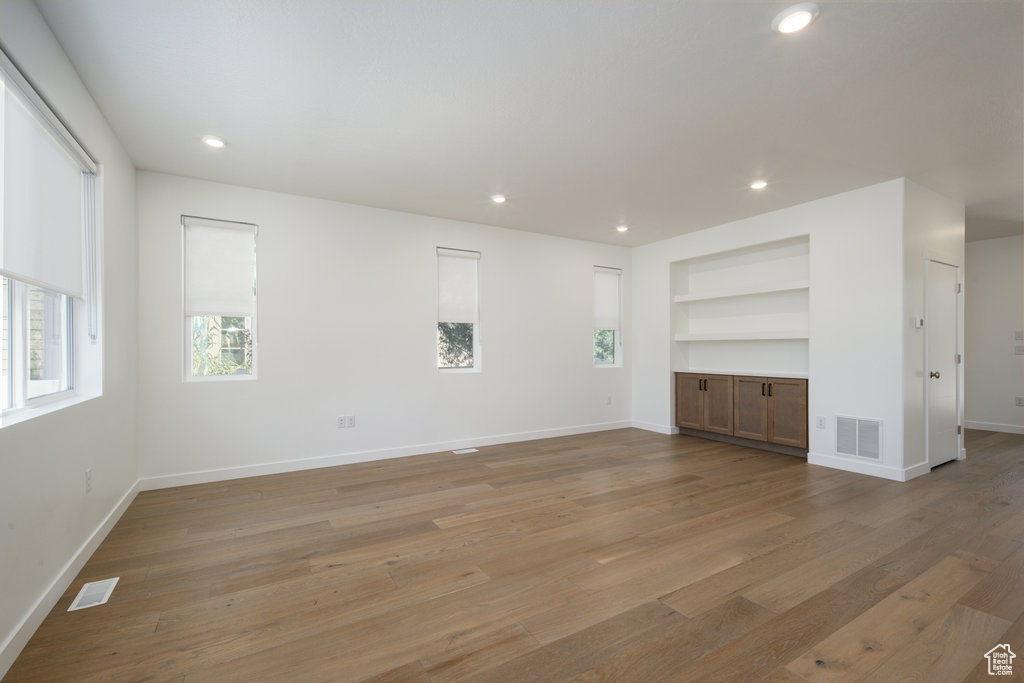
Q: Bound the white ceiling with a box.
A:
[34,0,1023,245]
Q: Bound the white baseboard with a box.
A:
[139,420,634,491]
[807,452,929,482]
[0,480,139,679]
[964,420,1024,435]
[630,421,679,435]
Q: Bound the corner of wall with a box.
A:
[0,480,139,679]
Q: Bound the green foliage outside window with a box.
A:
[192,315,252,376]
[438,322,474,369]
[594,329,615,365]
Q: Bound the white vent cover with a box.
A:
[452,448,478,454]
[68,577,119,611]
[836,417,882,460]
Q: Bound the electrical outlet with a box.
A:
[1016,331,1024,341]
[337,416,346,429]
[815,416,826,429]
[1016,397,1024,408]
[606,396,612,405]
[346,415,356,428]
[85,468,93,493]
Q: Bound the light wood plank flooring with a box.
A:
[7,428,1024,681]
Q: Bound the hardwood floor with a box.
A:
[7,428,1024,681]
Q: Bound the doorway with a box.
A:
[926,259,961,468]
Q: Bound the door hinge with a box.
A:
[955,283,962,293]
[957,425,962,435]
[955,353,961,364]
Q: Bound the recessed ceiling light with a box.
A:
[490,194,507,204]
[616,225,629,233]
[202,135,226,149]
[772,3,820,34]
[750,179,768,190]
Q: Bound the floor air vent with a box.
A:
[836,417,881,460]
[68,577,119,611]
[452,448,478,454]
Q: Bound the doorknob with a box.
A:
[929,371,941,379]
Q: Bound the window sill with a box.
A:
[439,367,481,374]
[594,364,624,369]
[0,390,100,429]
[184,374,258,383]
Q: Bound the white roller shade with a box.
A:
[437,247,480,324]
[1,70,85,298]
[184,216,256,317]
[594,267,621,330]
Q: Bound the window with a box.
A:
[1,49,98,421]
[594,266,622,366]
[2,278,8,411]
[183,216,257,379]
[437,247,481,371]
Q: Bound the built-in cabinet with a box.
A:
[671,236,809,377]
[674,373,733,434]
[676,372,808,454]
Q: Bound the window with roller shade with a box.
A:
[1,49,99,419]
[437,247,481,371]
[594,266,622,366]
[183,216,257,379]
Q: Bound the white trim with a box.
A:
[139,421,633,491]
[631,421,679,435]
[964,420,1024,435]
[0,480,138,679]
[808,451,930,481]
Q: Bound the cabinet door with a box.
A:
[675,373,704,430]
[733,376,768,441]
[702,374,734,435]
[768,378,808,448]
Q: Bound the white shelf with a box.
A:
[680,368,809,379]
[674,330,809,341]
[673,280,809,303]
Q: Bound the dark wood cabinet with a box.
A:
[674,372,733,435]
[703,374,734,434]
[767,378,808,448]
[674,373,703,430]
[733,376,769,441]
[732,376,808,448]
[675,372,807,455]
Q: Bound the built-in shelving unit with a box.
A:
[672,280,809,304]
[671,236,810,377]
[674,330,809,342]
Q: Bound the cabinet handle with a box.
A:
[768,383,773,397]
[762,382,766,396]
[700,379,705,391]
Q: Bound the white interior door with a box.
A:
[927,260,959,468]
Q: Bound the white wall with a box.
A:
[0,2,138,676]
[902,180,966,469]
[633,180,917,479]
[965,234,1024,433]
[136,172,631,486]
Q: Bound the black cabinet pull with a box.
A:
[700,379,705,391]
[768,383,773,397]
[762,382,766,396]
